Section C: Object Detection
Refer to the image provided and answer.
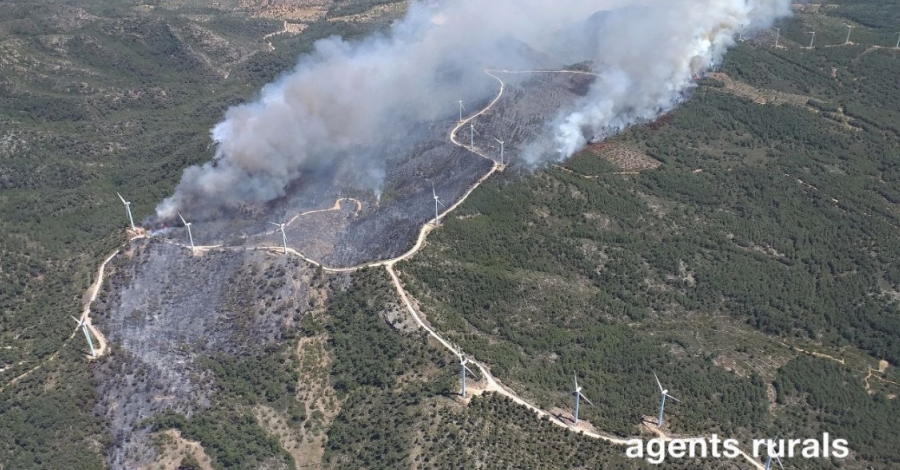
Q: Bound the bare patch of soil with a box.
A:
[240,0,332,22]
[328,2,405,23]
[583,142,661,172]
[707,72,809,106]
[148,430,215,470]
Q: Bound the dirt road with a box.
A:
[0,248,119,393]
[73,250,119,358]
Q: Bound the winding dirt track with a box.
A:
[74,250,118,358]
[285,197,362,227]
[0,249,119,394]
[9,69,770,468]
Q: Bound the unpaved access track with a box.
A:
[0,249,119,393]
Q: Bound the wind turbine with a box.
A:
[806,31,815,48]
[116,192,135,231]
[572,371,594,425]
[178,213,194,254]
[895,32,899,49]
[269,222,287,254]
[71,316,96,357]
[469,120,479,148]
[772,27,781,48]
[653,372,680,427]
[460,356,476,397]
[844,24,852,45]
[493,137,505,165]
[432,185,445,226]
[738,23,745,41]
[764,436,785,470]
[457,100,466,122]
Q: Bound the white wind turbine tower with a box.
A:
[738,23,744,41]
[178,213,194,254]
[764,438,786,470]
[572,371,594,425]
[457,100,466,122]
[653,372,681,427]
[269,222,288,254]
[895,32,899,49]
[806,31,815,48]
[116,192,135,231]
[432,185,445,226]
[469,120,479,148]
[844,24,852,45]
[772,27,781,48]
[71,316,96,357]
[493,137,505,165]
[459,356,476,397]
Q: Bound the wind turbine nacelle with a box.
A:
[662,389,668,395]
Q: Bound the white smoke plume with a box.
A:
[549,0,792,158]
[157,0,791,220]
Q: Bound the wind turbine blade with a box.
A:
[775,456,784,470]
[579,392,594,407]
[178,212,187,225]
[71,315,82,325]
[665,393,681,403]
[493,137,503,144]
[269,222,281,227]
[464,365,476,376]
[574,371,579,389]
[437,199,446,208]
[116,192,127,204]
[653,372,663,392]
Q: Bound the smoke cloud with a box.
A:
[157,0,791,220]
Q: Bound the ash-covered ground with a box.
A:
[325,70,596,266]
[91,67,597,468]
[92,239,330,468]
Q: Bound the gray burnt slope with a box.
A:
[92,239,321,468]
[326,71,596,266]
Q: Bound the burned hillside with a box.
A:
[324,70,597,266]
[91,239,330,468]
